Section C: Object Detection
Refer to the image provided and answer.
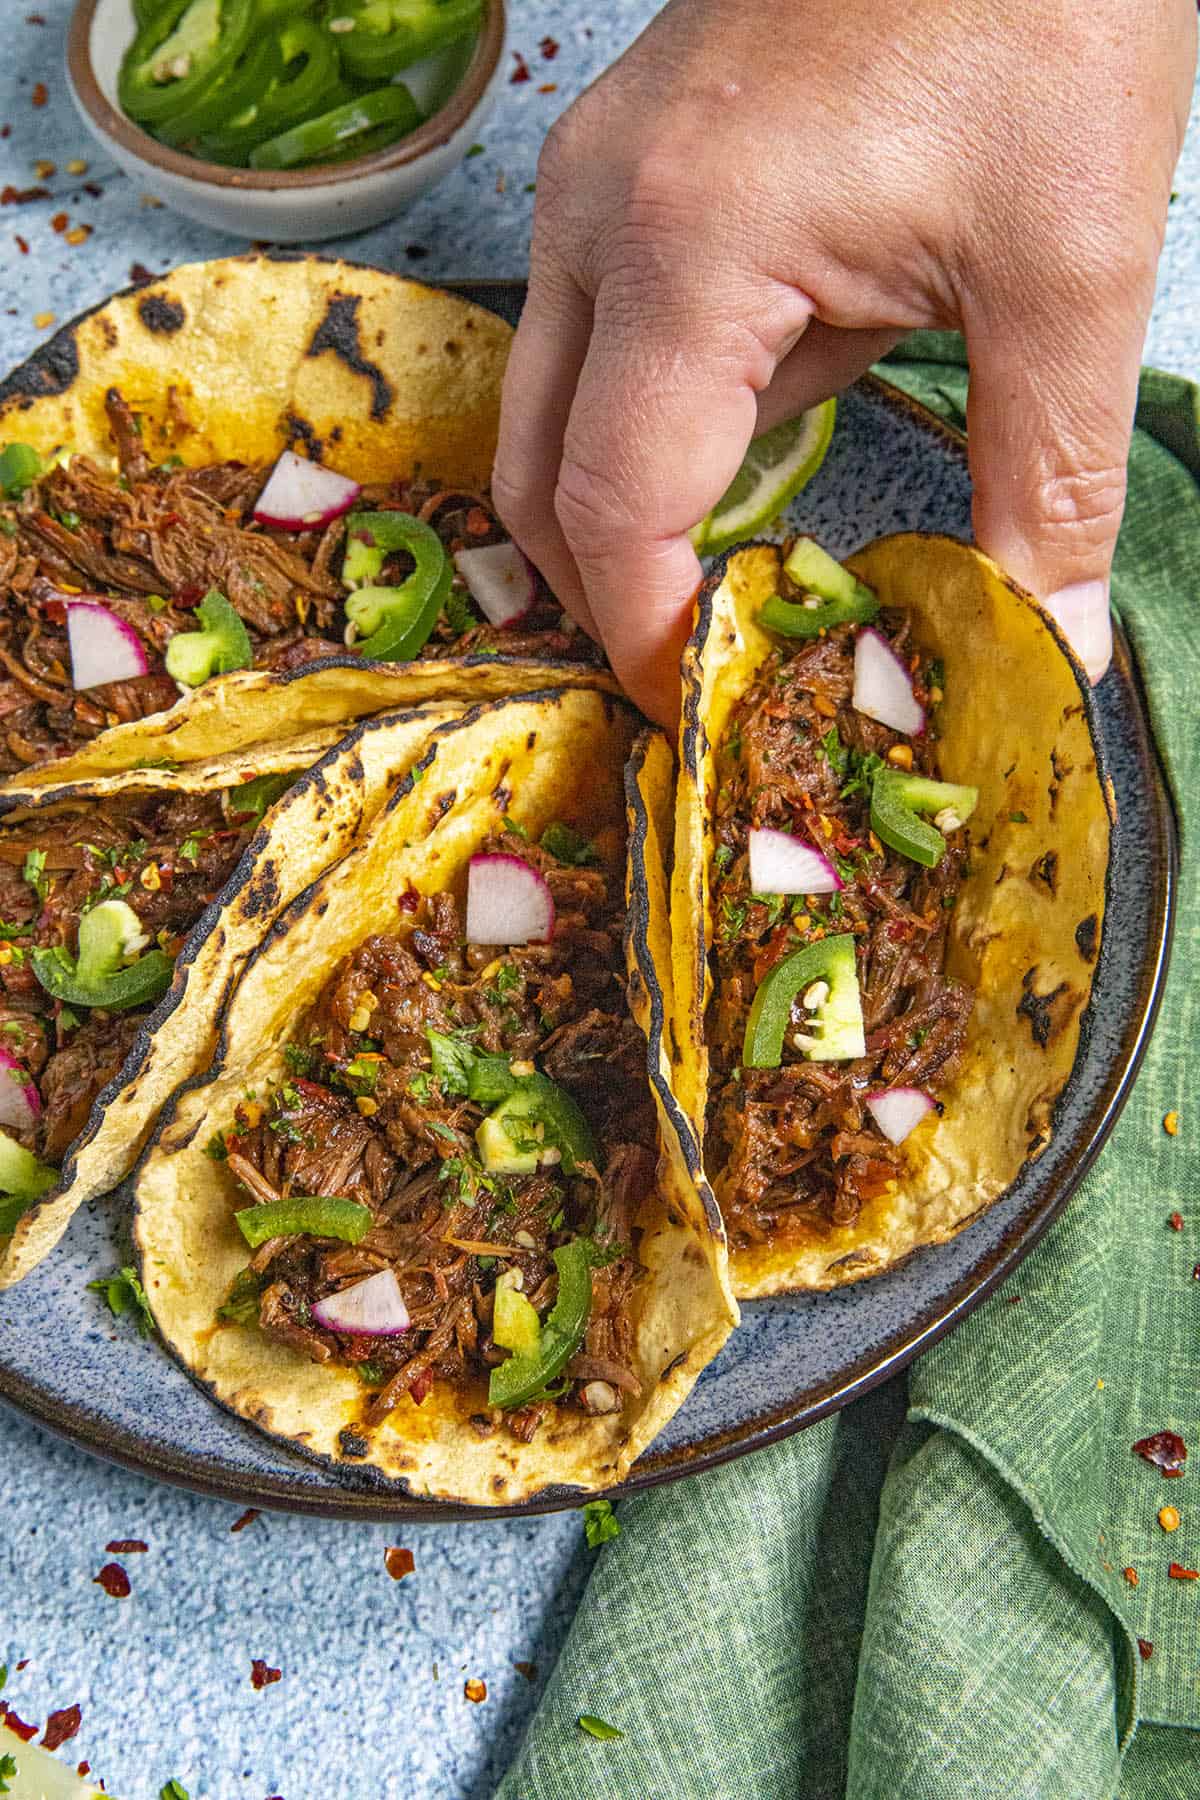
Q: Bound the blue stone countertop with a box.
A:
[1,9,1197,1796]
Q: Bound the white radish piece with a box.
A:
[748,827,842,895]
[852,628,926,736]
[0,1051,39,1134]
[866,1086,936,1145]
[466,853,555,946]
[453,541,535,627]
[253,449,361,530]
[311,1267,410,1336]
[66,602,149,690]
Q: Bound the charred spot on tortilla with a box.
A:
[137,294,186,335]
[283,411,323,461]
[338,1428,370,1459]
[1075,914,1100,962]
[98,317,119,350]
[0,320,79,403]
[1017,968,1073,1049]
[243,863,281,921]
[526,731,537,751]
[306,292,394,421]
[1031,851,1059,893]
[432,788,457,821]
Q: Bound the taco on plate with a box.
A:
[0,254,614,791]
[643,532,1112,1296]
[133,690,736,1505]
[0,700,461,1287]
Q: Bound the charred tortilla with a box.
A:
[646,533,1111,1295]
[0,254,615,791]
[0,700,461,1287]
[133,691,736,1506]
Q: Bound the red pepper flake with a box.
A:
[14,235,28,254]
[31,82,48,107]
[93,1561,131,1598]
[1169,1212,1184,1231]
[231,1507,260,1533]
[1137,1638,1154,1660]
[397,888,419,913]
[26,13,47,22]
[50,211,68,234]
[510,51,531,83]
[1132,1430,1188,1476]
[250,1659,282,1690]
[83,181,103,199]
[41,1704,82,1751]
[77,1764,90,1778]
[0,1704,37,1742]
[105,1538,148,1554]
[537,83,558,94]
[1,185,50,205]
[0,126,9,139]
[384,1546,415,1580]
[539,34,559,58]
[513,1660,537,1682]
[409,1366,434,1405]
[1169,1561,1200,1580]
[15,1663,27,1673]
[464,1678,487,1703]
[66,224,93,247]
[466,507,492,536]
[1192,1264,1200,1281]
[128,261,157,287]
[1122,1566,1138,1586]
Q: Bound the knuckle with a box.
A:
[1031,458,1127,548]
[553,456,632,553]
[489,464,535,539]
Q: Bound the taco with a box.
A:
[0,700,462,1287]
[0,254,614,791]
[646,533,1111,1296]
[133,690,737,1505]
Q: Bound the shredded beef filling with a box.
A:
[0,389,598,774]
[219,836,655,1444]
[0,789,259,1163]
[707,610,972,1249]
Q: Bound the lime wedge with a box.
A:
[0,1723,109,1798]
[691,399,836,555]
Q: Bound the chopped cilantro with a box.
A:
[426,1027,478,1096]
[0,516,15,538]
[57,1005,80,1032]
[817,726,848,780]
[828,892,844,918]
[0,921,29,941]
[88,1265,155,1336]
[578,1715,624,1741]
[908,1026,930,1048]
[147,593,169,613]
[178,829,211,865]
[443,583,475,636]
[941,892,958,910]
[160,1782,190,1800]
[501,814,530,841]
[832,851,859,885]
[216,1267,262,1326]
[719,894,749,941]
[227,772,294,827]
[429,1120,461,1143]
[343,1056,380,1095]
[493,962,521,996]
[540,821,597,866]
[0,1660,5,1689]
[22,848,48,903]
[283,1040,317,1075]
[582,1498,620,1548]
[354,1360,387,1386]
[0,1754,16,1794]
[1008,810,1029,824]
[465,141,485,157]
[407,1070,433,1103]
[204,1131,229,1162]
[713,843,734,874]
[57,508,81,531]
[750,892,786,931]
[928,657,945,692]
[840,748,884,800]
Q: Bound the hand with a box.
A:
[492,0,1195,724]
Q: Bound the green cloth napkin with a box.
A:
[497,338,1199,1800]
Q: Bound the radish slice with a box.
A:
[66,601,149,690]
[748,827,842,895]
[866,1086,935,1145]
[253,450,361,530]
[312,1268,410,1336]
[453,541,535,628]
[466,853,555,945]
[0,1050,39,1134]
[852,628,926,736]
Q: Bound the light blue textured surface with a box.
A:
[0,9,1197,1796]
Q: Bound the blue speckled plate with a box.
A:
[0,282,1175,1520]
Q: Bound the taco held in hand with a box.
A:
[647,534,1111,1296]
[0,255,614,791]
[0,701,462,1288]
[134,692,735,1504]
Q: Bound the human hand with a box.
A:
[492,0,1195,724]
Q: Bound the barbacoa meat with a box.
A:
[0,788,260,1165]
[0,394,600,775]
[216,834,655,1445]
[707,605,973,1251]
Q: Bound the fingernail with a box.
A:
[1042,579,1112,686]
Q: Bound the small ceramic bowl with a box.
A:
[66,0,507,242]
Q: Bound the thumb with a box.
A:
[963,300,1147,684]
